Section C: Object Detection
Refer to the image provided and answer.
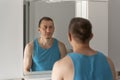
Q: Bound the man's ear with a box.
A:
[38,27,40,32]
[68,32,72,42]
[90,33,93,40]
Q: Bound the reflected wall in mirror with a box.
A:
[23,0,81,74]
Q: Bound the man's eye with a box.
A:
[49,26,53,28]
[44,26,47,29]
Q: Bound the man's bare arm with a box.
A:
[23,42,33,73]
[58,41,67,58]
[52,61,63,80]
[107,57,117,80]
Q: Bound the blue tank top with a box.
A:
[31,38,60,71]
[67,52,113,80]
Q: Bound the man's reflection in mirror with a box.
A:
[23,17,67,73]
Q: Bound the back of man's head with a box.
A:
[68,17,92,43]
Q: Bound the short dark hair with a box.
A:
[38,16,54,27]
[68,17,92,43]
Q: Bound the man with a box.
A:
[52,17,116,80]
[24,17,67,73]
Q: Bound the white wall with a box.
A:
[88,1,108,56]
[0,0,23,79]
[109,0,120,71]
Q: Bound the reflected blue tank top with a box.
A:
[67,52,113,80]
[31,38,60,71]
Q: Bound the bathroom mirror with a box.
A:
[24,0,109,76]
[23,0,77,74]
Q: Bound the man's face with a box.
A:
[38,20,54,39]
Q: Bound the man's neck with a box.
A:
[39,37,53,47]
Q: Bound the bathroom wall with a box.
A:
[88,1,108,56]
[108,0,120,71]
[0,0,23,79]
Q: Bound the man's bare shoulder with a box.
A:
[57,40,65,47]
[24,41,34,54]
[52,56,73,80]
[54,56,72,68]
[57,39,67,58]
[52,56,71,80]
[25,41,33,49]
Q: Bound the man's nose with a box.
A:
[46,28,51,32]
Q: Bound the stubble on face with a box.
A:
[39,20,54,41]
